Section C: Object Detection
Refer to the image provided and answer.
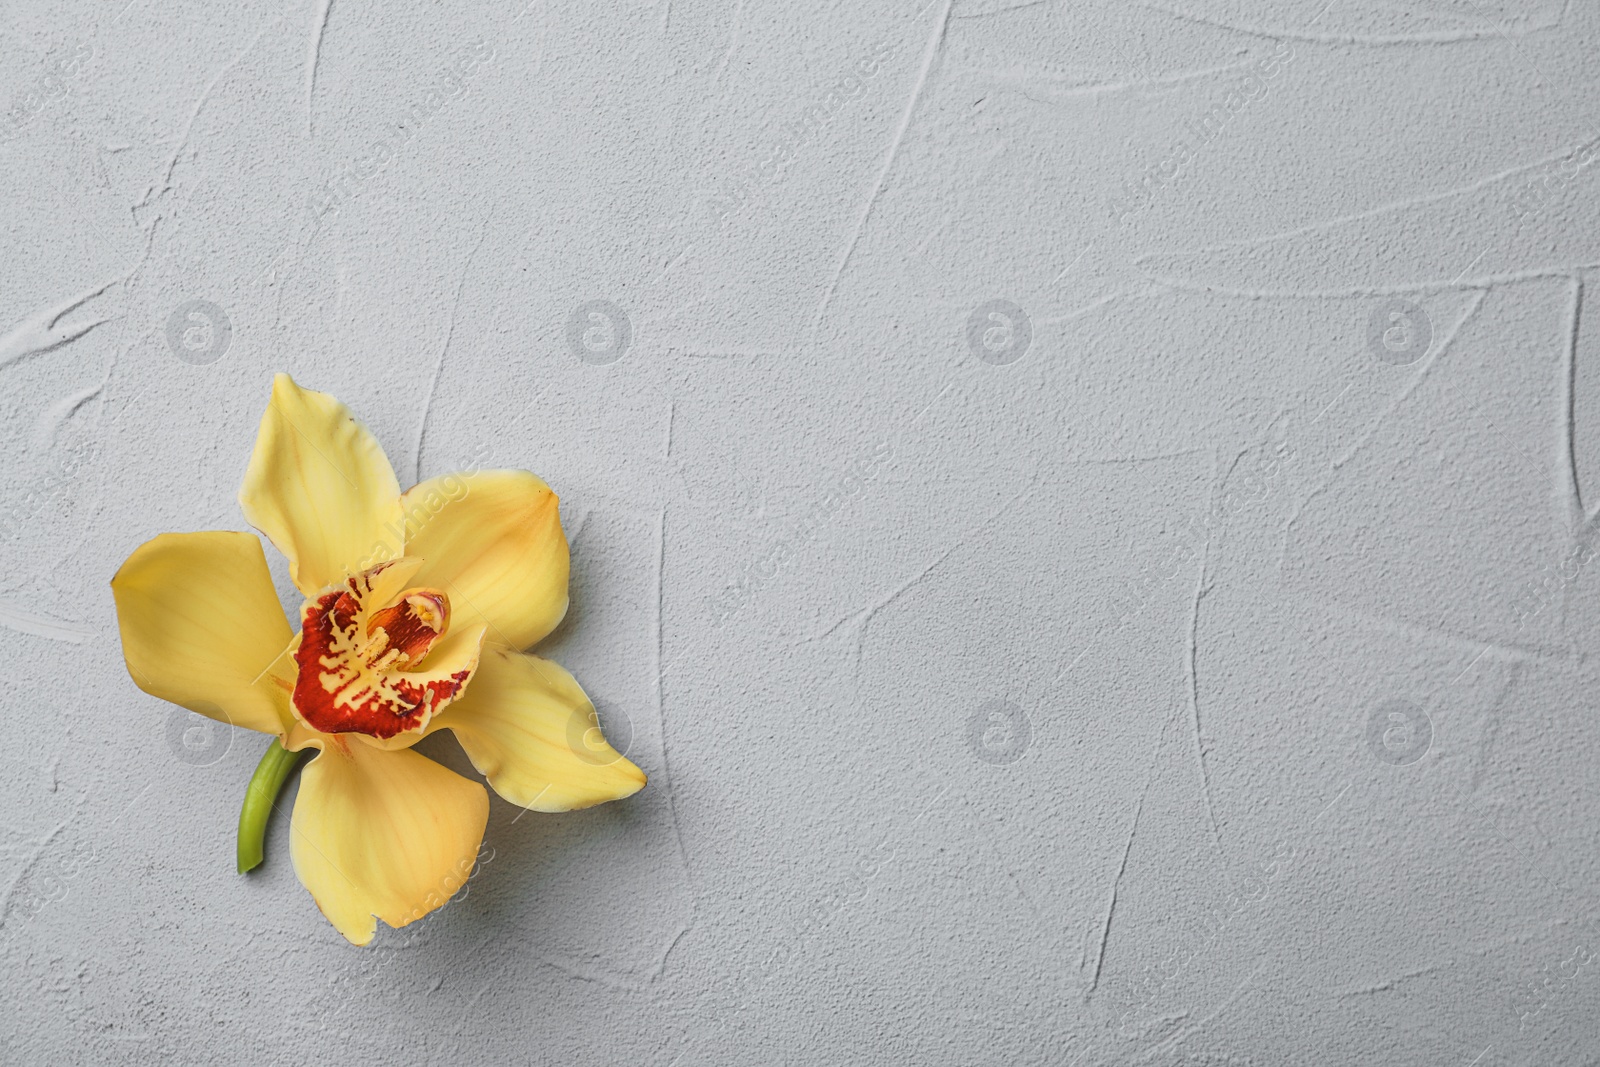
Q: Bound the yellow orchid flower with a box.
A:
[110,373,644,945]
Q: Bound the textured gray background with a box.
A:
[2,0,1599,1063]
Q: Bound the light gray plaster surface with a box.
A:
[2,0,1600,1063]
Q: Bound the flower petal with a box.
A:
[400,470,568,651]
[290,737,488,946]
[239,374,404,597]
[110,531,294,735]
[287,557,485,741]
[428,645,645,812]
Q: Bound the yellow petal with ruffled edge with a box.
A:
[110,531,294,735]
[400,470,569,652]
[239,374,404,597]
[427,645,645,812]
[290,737,488,946]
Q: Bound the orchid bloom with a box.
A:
[110,374,643,945]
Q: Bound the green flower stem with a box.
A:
[237,740,306,874]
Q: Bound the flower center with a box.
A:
[363,592,448,668]
[291,561,476,738]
